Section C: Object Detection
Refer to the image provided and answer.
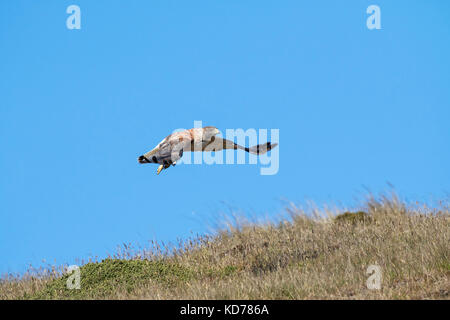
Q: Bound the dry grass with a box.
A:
[1,194,449,300]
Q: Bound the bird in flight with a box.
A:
[138,126,278,175]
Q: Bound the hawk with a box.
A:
[138,126,278,174]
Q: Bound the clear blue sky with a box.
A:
[1,1,449,274]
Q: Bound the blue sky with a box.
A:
[1,1,449,274]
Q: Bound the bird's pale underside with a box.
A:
[138,126,278,175]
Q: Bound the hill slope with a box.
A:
[1,195,449,299]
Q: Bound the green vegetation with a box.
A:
[1,194,449,299]
[334,211,371,224]
[27,259,195,299]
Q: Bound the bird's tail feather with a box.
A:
[243,142,278,155]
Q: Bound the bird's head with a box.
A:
[138,152,159,164]
[138,155,152,164]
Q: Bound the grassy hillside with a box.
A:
[1,195,449,299]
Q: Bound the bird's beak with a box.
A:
[156,165,164,175]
